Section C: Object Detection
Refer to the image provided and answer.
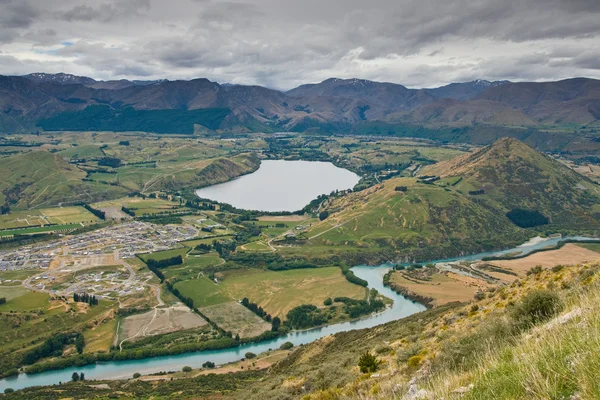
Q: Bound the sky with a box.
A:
[1,0,599,90]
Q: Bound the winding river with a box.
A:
[1,235,597,391]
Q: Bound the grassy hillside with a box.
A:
[126,153,261,193]
[250,261,600,400]
[295,177,525,263]
[424,137,600,227]
[281,138,600,264]
[0,150,260,210]
[0,151,128,209]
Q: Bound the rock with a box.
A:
[452,384,474,394]
[402,384,430,400]
[545,308,583,330]
[370,373,381,378]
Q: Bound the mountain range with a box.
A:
[0,73,599,135]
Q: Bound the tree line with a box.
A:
[73,293,99,306]
[143,255,183,283]
[334,289,385,318]
[121,206,135,217]
[80,203,106,220]
[240,298,283,332]
[22,332,84,366]
[146,255,183,269]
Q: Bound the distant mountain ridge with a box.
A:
[1,73,599,134]
[23,73,168,89]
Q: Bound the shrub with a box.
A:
[319,211,330,221]
[474,291,486,301]
[202,361,215,368]
[4,388,14,394]
[526,265,544,276]
[182,366,192,372]
[358,351,381,373]
[133,372,141,379]
[551,265,565,273]
[396,343,422,363]
[280,342,294,350]
[324,297,333,306]
[511,290,563,327]
[407,355,423,368]
[245,352,257,359]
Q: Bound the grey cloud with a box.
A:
[0,0,599,89]
[62,0,150,22]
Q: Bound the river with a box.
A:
[1,235,597,391]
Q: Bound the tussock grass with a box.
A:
[436,283,600,400]
[311,262,600,400]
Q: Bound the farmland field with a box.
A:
[0,291,49,311]
[579,243,600,253]
[162,253,224,280]
[92,197,184,216]
[240,241,272,252]
[83,318,117,353]
[0,210,47,230]
[198,301,271,338]
[0,286,30,301]
[118,306,208,343]
[0,223,78,237]
[175,267,367,317]
[40,206,99,224]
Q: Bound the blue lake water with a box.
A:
[195,160,361,212]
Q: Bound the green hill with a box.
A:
[297,178,525,263]
[423,137,600,228]
[0,151,128,210]
[0,151,260,210]
[288,138,600,264]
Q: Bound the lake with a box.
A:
[195,160,361,212]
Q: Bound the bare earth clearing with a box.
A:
[119,306,207,342]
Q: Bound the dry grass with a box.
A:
[303,261,600,400]
[491,243,600,276]
[389,271,491,306]
[198,301,271,338]
[119,306,207,342]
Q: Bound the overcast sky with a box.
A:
[1,0,599,90]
